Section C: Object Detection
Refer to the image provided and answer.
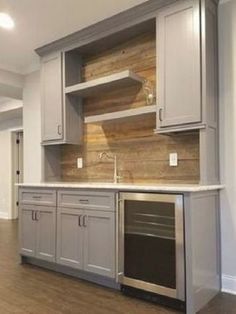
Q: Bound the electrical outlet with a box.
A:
[169,153,178,167]
[77,158,83,169]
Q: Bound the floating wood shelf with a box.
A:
[65,70,144,97]
[84,105,156,124]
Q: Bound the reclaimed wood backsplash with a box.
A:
[61,32,200,184]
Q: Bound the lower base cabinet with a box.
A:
[56,207,115,278]
[56,207,84,269]
[19,206,36,257]
[19,188,116,280]
[83,210,115,277]
[19,205,56,262]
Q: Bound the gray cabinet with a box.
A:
[19,206,36,257]
[56,207,115,278]
[41,52,83,145]
[19,205,56,262]
[157,0,201,130]
[36,206,56,262]
[56,189,116,278]
[41,52,63,143]
[19,188,56,206]
[56,207,83,269]
[83,210,115,278]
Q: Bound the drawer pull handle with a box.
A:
[79,199,89,204]
[32,211,35,221]
[32,196,42,199]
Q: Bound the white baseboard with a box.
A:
[0,211,9,219]
[222,275,236,295]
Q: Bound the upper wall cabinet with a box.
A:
[156,0,202,132]
[41,52,63,143]
[38,0,218,141]
[41,52,82,145]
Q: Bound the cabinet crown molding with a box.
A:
[35,0,180,57]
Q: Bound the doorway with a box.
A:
[11,131,23,219]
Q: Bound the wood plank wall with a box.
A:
[61,32,200,184]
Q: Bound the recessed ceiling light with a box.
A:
[0,13,14,29]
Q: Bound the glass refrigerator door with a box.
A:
[124,199,176,289]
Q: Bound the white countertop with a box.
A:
[17,182,224,193]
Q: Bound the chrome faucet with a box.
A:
[99,152,122,183]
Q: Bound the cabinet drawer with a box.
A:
[19,188,56,206]
[58,190,115,211]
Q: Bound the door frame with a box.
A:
[11,128,23,220]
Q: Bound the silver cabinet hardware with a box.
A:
[159,108,163,122]
[31,210,40,221]
[83,215,87,227]
[79,199,89,204]
[36,211,40,221]
[78,215,82,227]
[57,124,62,135]
[32,195,42,199]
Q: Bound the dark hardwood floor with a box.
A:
[0,219,235,314]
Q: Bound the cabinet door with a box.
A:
[56,208,83,269]
[19,206,36,257]
[35,206,56,262]
[41,52,63,142]
[83,210,115,278]
[157,0,201,128]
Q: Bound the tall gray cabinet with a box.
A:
[156,0,219,185]
[41,52,63,143]
[157,0,201,128]
[41,52,83,146]
[156,0,218,136]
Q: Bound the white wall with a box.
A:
[219,0,236,294]
[0,69,24,100]
[0,117,22,219]
[23,71,42,183]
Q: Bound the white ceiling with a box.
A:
[0,0,147,74]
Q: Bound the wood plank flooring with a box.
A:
[0,219,235,314]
